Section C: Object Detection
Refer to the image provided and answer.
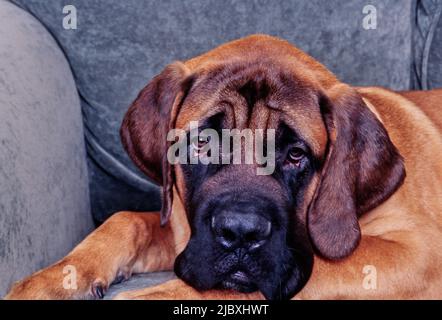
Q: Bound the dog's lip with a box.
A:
[230,270,250,283]
[219,270,258,293]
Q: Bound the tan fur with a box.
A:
[5,35,442,300]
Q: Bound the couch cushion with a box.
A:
[412,0,442,89]
[104,272,176,300]
[0,0,93,296]
[11,0,415,222]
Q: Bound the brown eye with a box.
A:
[193,135,211,150]
[288,147,305,164]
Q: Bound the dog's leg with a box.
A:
[113,279,264,300]
[296,232,436,299]
[5,211,175,300]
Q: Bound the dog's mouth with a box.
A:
[218,270,258,293]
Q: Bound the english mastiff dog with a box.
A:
[6,35,442,300]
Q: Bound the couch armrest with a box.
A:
[0,0,93,296]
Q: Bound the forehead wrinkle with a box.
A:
[174,72,231,130]
[213,66,281,129]
[280,109,327,158]
[176,96,238,131]
[222,89,249,130]
[178,66,254,130]
[249,100,270,130]
[267,86,327,158]
[267,110,280,132]
[221,100,236,129]
[175,97,220,130]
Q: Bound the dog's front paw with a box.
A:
[4,259,113,300]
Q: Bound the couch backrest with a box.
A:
[412,0,442,89]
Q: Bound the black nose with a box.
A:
[212,213,272,250]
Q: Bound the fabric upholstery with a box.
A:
[0,0,93,296]
[105,272,176,300]
[412,0,442,89]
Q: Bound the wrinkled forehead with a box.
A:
[175,61,328,158]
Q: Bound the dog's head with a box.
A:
[120,35,405,300]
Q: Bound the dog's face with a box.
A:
[121,35,405,300]
[170,62,324,300]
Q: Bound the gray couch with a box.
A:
[1,0,441,298]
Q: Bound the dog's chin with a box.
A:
[176,260,309,300]
[216,267,307,300]
[175,242,314,300]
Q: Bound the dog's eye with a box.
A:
[196,136,210,148]
[287,147,305,166]
[191,135,211,153]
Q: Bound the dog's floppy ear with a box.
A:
[120,62,192,225]
[308,84,405,260]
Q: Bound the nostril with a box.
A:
[244,225,271,250]
[221,228,236,243]
[244,231,258,243]
[245,221,271,242]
